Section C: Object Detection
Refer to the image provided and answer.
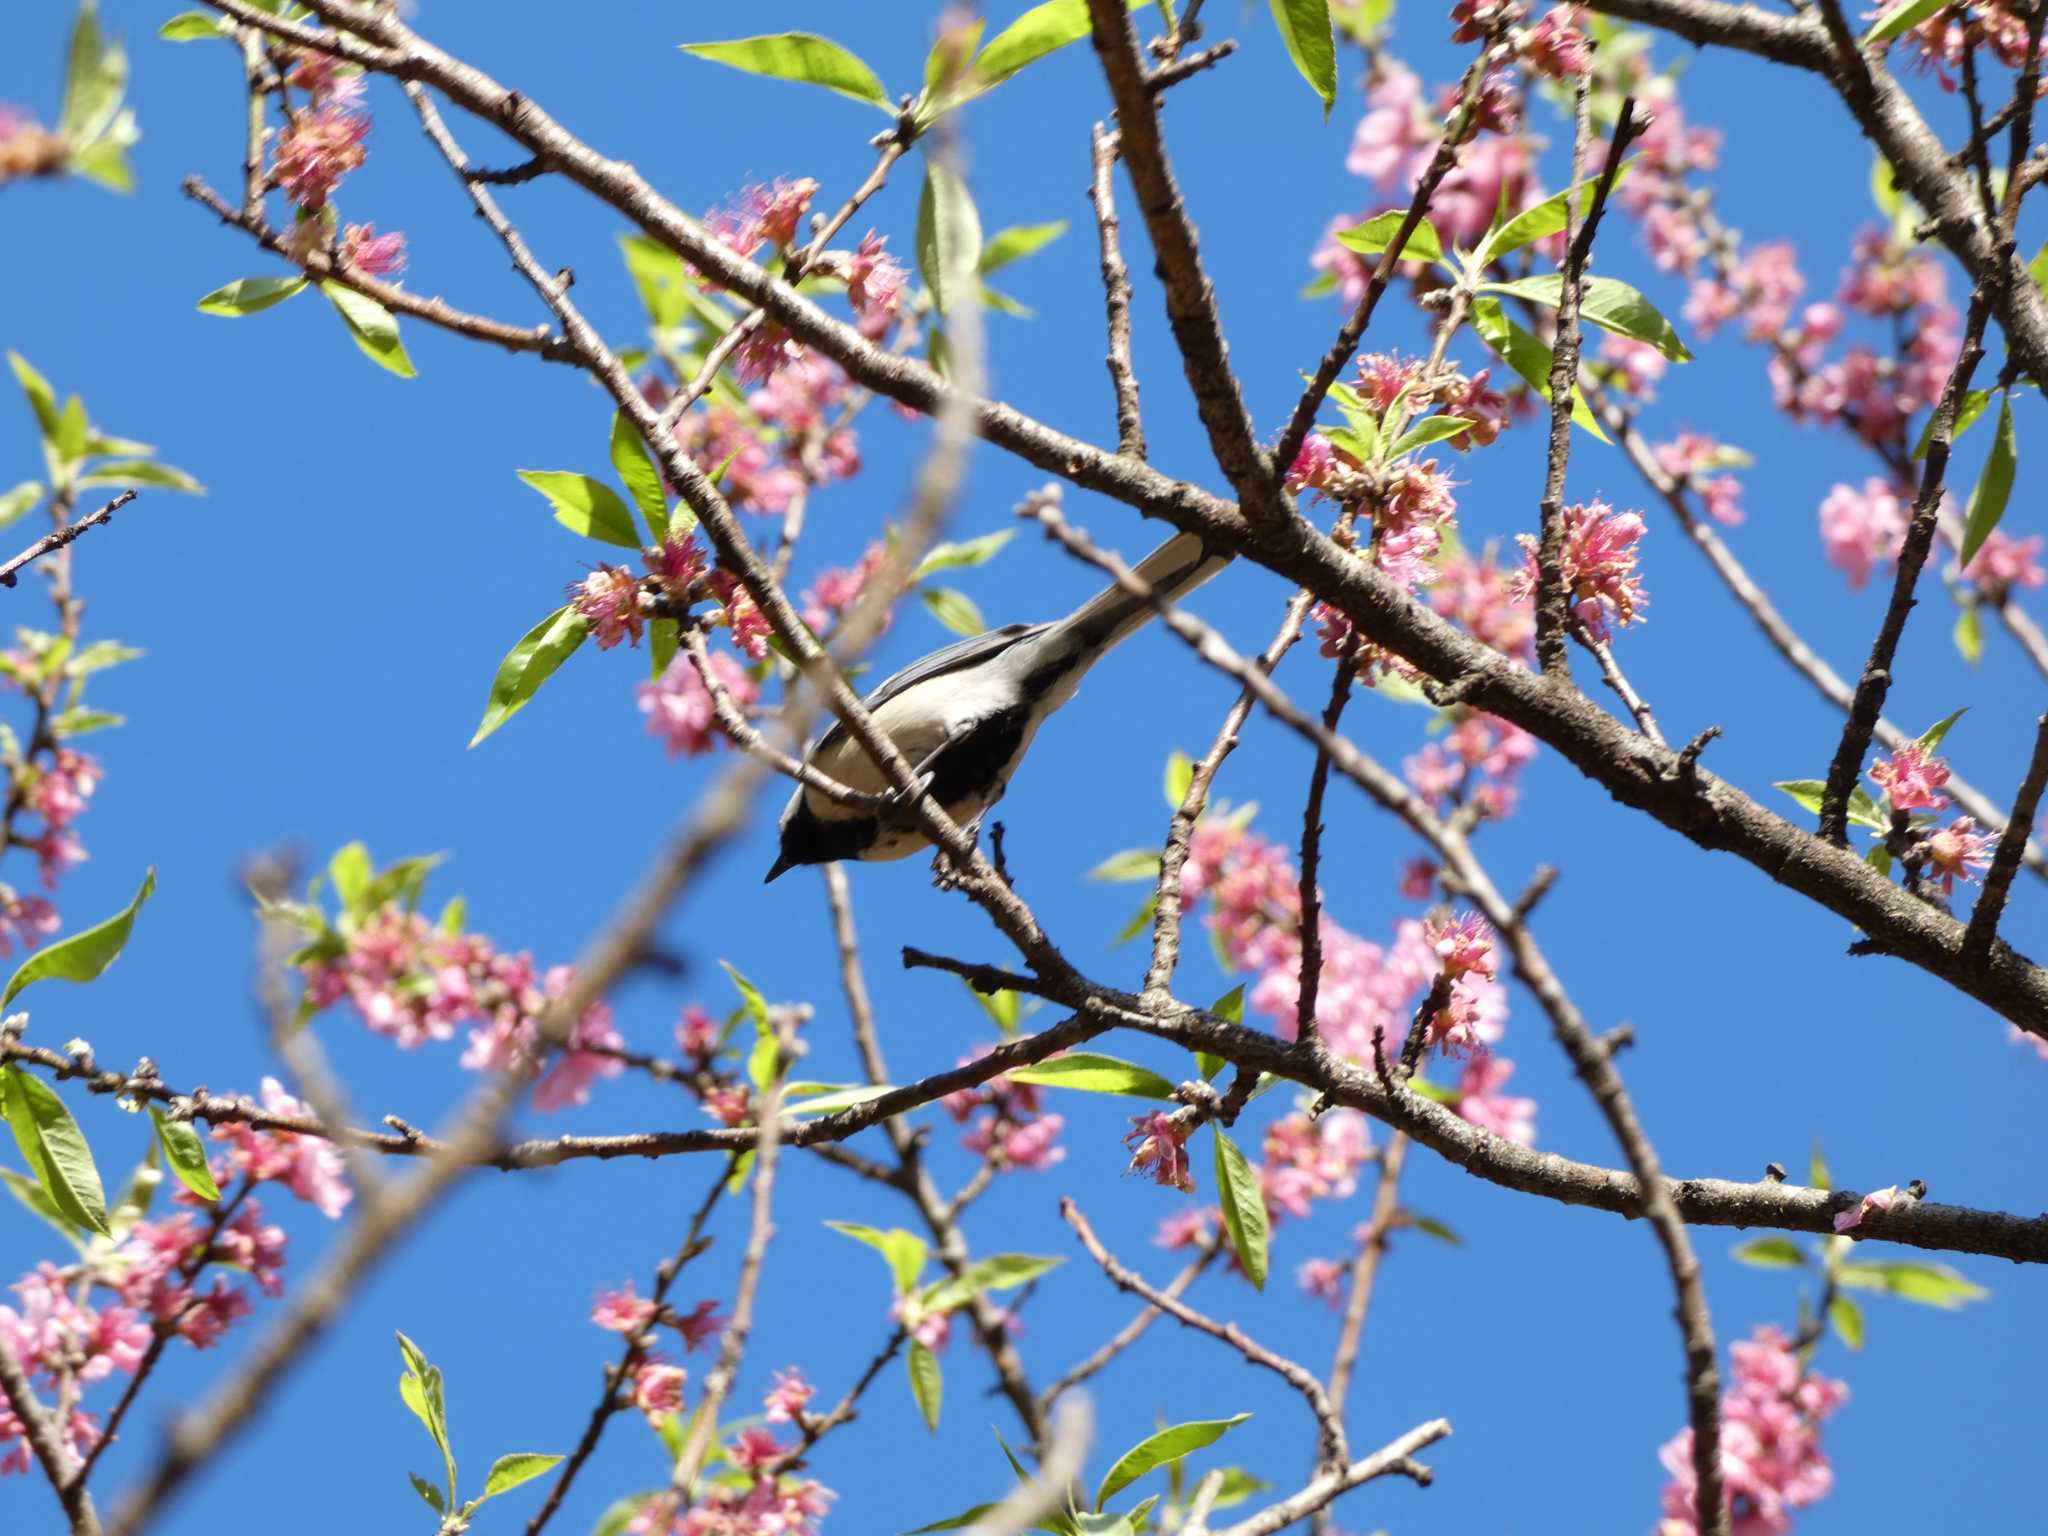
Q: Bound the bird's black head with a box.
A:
[765,797,882,882]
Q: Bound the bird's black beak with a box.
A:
[763,851,795,884]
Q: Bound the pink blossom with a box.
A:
[1818,478,1908,589]
[638,651,756,759]
[644,532,706,596]
[592,1285,658,1334]
[673,1299,727,1351]
[272,104,368,210]
[845,232,907,337]
[339,223,406,276]
[1399,858,1438,901]
[211,1078,353,1218]
[1519,6,1593,77]
[1921,818,1992,894]
[569,566,645,650]
[1345,64,1429,185]
[1284,431,1342,495]
[1962,529,2046,592]
[31,830,86,889]
[532,984,625,1112]
[0,892,58,955]
[1455,1055,1536,1145]
[1123,1112,1194,1192]
[702,1085,752,1127]
[706,178,819,260]
[764,1367,814,1424]
[632,1361,687,1426]
[1260,1111,1371,1220]
[29,749,99,828]
[728,1426,787,1473]
[1425,911,1497,983]
[800,541,890,634]
[675,1003,720,1058]
[1869,742,1951,813]
[1155,1208,1216,1250]
[1297,1257,1347,1306]
[1654,434,1746,526]
[1515,501,1649,640]
[1428,550,1535,662]
[1833,1185,1905,1234]
[708,571,773,659]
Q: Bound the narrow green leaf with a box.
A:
[1389,416,1476,458]
[4,867,154,1006]
[1810,1141,1831,1191]
[915,530,1013,576]
[409,1472,446,1515]
[0,482,42,530]
[1834,1259,1988,1308]
[0,1065,110,1236]
[904,1503,1001,1534]
[610,412,669,542]
[518,470,643,550]
[922,586,986,636]
[722,960,770,1030]
[1918,707,1967,754]
[917,162,984,316]
[1959,395,2017,567]
[160,12,224,40]
[1866,0,1949,44]
[1954,605,1984,665]
[396,1331,457,1495]
[918,1253,1062,1315]
[1164,749,1195,810]
[149,1108,221,1202]
[1088,849,1161,883]
[1004,1053,1178,1099]
[1268,0,1336,115]
[619,235,692,329]
[680,34,891,108]
[972,0,1146,91]
[482,1453,564,1499]
[979,221,1068,274]
[320,282,417,378]
[197,276,309,316]
[1111,894,1158,946]
[75,459,201,494]
[1870,153,1902,220]
[61,1,126,144]
[1096,1414,1251,1509]
[907,1339,943,1431]
[1484,273,1691,361]
[784,1083,894,1116]
[968,979,1022,1035]
[1829,1295,1866,1350]
[1774,779,1826,818]
[1468,297,1607,441]
[7,352,60,439]
[1914,387,1992,460]
[0,1166,86,1250]
[1333,208,1443,265]
[328,841,373,916]
[824,1220,929,1295]
[470,606,590,747]
[1730,1236,1808,1269]
[1476,163,1634,265]
[1213,1127,1268,1289]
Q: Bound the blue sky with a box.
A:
[0,2,2041,1534]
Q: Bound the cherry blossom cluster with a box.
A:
[941,1045,1068,1173]
[287,879,622,1111]
[1656,1325,1848,1536]
[1865,743,1995,897]
[1154,1108,1376,1275]
[1892,0,2048,88]
[1403,709,1539,822]
[1512,499,1650,640]
[272,49,406,277]
[1,1084,350,1477]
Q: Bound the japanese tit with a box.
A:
[765,529,1226,880]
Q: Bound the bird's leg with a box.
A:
[882,729,962,812]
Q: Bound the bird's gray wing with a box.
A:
[808,621,1051,757]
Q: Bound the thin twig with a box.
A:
[1294,645,1360,1049]
[1089,125,1146,458]
[0,491,134,589]
[1325,1131,1408,1412]
[1576,622,1666,747]
[1962,714,2048,956]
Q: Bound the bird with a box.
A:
[765,529,1227,882]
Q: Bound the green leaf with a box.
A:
[0,481,42,530]
[61,1,126,145]
[1004,1053,1178,1099]
[971,0,1145,92]
[1866,0,1949,44]
[915,530,1014,576]
[1914,388,1992,460]
[1164,749,1195,810]
[922,586,986,636]
[593,1491,668,1536]
[328,842,373,917]
[824,1220,929,1295]
[396,1331,457,1496]
[1959,395,2017,568]
[1096,1415,1251,1509]
[1483,273,1691,362]
[4,867,154,1006]
[918,1253,1063,1315]
[482,1453,564,1500]
[320,282,417,378]
[1829,1294,1866,1350]
[1268,0,1336,116]
[0,1065,110,1236]
[7,352,60,440]
[680,33,891,109]
[74,459,201,494]
[1834,1259,1988,1308]
[1917,707,1967,754]
[917,161,984,316]
[65,130,134,194]
[722,960,771,1030]
[1866,842,1894,878]
[1810,1141,1831,1191]
[1088,849,1161,883]
[519,470,643,550]
[1475,163,1634,266]
[197,276,309,316]
[1197,985,1242,1080]
[0,1165,86,1249]
[1468,297,1607,441]
[784,1082,894,1116]
[149,1108,221,1202]
[1112,894,1158,946]
[904,1503,1002,1534]
[1213,1127,1268,1289]
[160,12,224,41]
[968,979,1022,1035]
[1333,208,1443,265]
[1773,779,1882,832]
[1870,153,1902,220]
[907,1339,943,1431]
[619,235,693,330]
[610,412,669,542]
[979,222,1068,274]
[470,606,591,747]
[409,1472,446,1515]
[1730,1236,1807,1269]
[1389,417,1475,458]
[1954,605,1984,665]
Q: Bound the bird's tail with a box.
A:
[1051,530,1228,655]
